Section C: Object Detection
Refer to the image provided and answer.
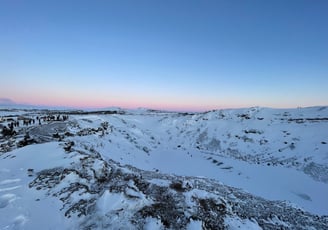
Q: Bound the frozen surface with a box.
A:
[1,107,328,229]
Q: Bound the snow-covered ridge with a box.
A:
[1,106,328,229]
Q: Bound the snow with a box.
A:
[186,219,203,230]
[0,179,21,186]
[0,143,75,230]
[144,217,164,230]
[146,178,171,187]
[225,216,262,230]
[1,106,328,229]
[262,214,290,228]
[97,190,150,213]
[57,107,328,215]
[0,193,17,208]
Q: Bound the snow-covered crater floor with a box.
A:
[1,106,328,229]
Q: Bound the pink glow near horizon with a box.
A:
[5,86,323,112]
[7,93,232,112]
[7,97,281,112]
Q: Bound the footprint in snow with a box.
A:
[0,193,17,208]
[9,215,28,230]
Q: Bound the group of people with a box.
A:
[37,114,69,122]
[1,114,69,138]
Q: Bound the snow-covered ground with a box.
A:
[1,106,328,229]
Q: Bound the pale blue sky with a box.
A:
[0,0,327,111]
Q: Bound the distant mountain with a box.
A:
[0,98,16,105]
[0,98,74,110]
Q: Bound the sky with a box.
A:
[0,0,327,111]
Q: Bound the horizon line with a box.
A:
[0,100,327,113]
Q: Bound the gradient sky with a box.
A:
[1,0,327,111]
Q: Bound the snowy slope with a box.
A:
[1,107,328,229]
[65,107,328,215]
